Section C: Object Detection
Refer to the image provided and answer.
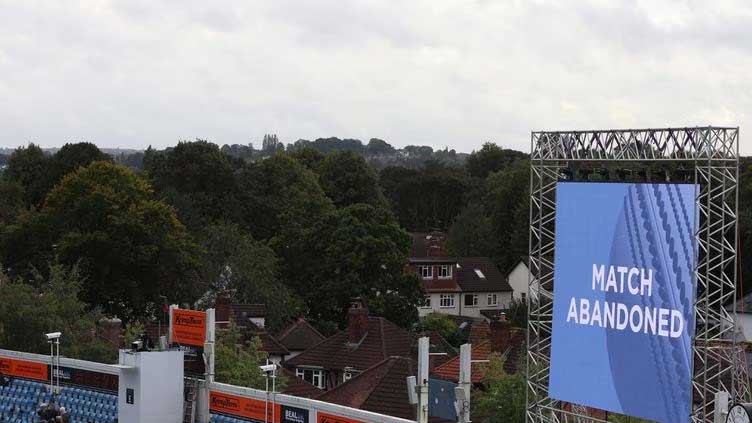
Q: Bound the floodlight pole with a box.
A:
[457,344,472,423]
[417,336,429,423]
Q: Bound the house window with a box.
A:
[440,294,454,308]
[421,296,431,308]
[464,294,478,307]
[296,368,324,388]
[419,265,433,279]
[487,294,498,306]
[521,292,526,302]
[438,265,452,279]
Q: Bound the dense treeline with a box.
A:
[2,138,751,364]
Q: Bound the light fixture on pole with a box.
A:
[260,361,277,423]
[45,332,62,394]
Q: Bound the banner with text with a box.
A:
[0,357,48,381]
[171,308,207,347]
[549,182,697,423]
[209,391,281,423]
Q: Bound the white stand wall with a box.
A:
[118,350,185,423]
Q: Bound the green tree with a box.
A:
[275,203,420,327]
[472,355,526,423]
[238,153,333,241]
[2,161,202,320]
[380,162,469,231]
[5,143,50,207]
[215,318,286,390]
[484,160,530,270]
[318,151,386,208]
[465,143,527,178]
[143,140,242,231]
[445,203,495,257]
[0,263,117,363]
[420,313,459,340]
[505,298,528,329]
[366,138,396,156]
[199,222,303,332]
[47,142,112,190]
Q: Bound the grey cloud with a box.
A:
[0,0,749,154]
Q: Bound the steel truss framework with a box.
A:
[526,127,742,423]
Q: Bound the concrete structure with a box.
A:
[118,349,185,423]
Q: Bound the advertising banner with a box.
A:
[172,308,207,347]
[281,405,310,423]
[549,182,697,423]
[317,412,367,423]
[209,391,281,422]
[0,357,48,381]
[54,366,119,392]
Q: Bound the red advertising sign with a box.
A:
[0,357,48,381]
[317,412,367,423]
[171,308,206,347]
[210,391,281,422]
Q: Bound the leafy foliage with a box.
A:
[466,143,527,178]
[472,355,526,423]
[420,312,459,339]
[199,222,303,332]
[318,151,386,208]
[0,264,117,363]
[215,318,286,390]
[2,162,202,320]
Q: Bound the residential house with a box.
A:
[285,301,413,390]
[316,356,417,420]
[214,298,290,364]
[432,316,525,383]
[409,232,513,318]
[506,260,539,302]
[215,298,266,329]
[277,317,326,359]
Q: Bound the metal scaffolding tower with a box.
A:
[526,127,742,423]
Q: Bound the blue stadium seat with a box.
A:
[0,378,118,423]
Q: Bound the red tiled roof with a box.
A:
[432,341,493,383]
[432,329,525,383]
[243,322,289,356]
[410,232,447,258]
[417,331,457,368]
[281,368,323,398]
[277,318,326,352]
[285,317,412,372]
[216,303,266,323]
[317,357,416,420]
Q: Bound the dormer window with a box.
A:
[438,265,452,279]
[419,265,433,279]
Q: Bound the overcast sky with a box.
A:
[0,0,750,153]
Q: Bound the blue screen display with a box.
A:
[549,182,697,423]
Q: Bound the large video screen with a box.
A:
[549,182,697,423]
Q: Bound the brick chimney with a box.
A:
[347,299,369,344]
[489,314,511,353]
[215,295,232,322]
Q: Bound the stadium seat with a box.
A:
[0,378,118,423]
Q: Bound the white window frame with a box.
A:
[421,296,431,308]
[487,293,498,306]
[465,294,478,307]
[296,368,324,388]
[419,265,433,279]
[440,294,454,308]
[438,265,452,279]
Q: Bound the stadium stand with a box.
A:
[0,378,117,423]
